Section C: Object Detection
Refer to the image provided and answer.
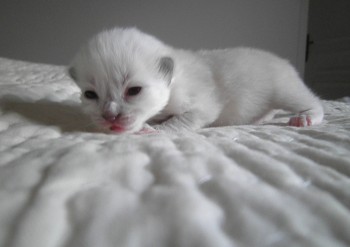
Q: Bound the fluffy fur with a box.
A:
[69,27,324,134]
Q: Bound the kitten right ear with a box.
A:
[158,57,174,84]
[68,67,77,81]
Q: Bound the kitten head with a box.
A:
[69,28,174,133]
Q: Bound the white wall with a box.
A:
[0,0,308,74]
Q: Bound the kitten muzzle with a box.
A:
[102,113,136,133]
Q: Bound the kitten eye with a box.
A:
[84,90,98,100]
[126,86,142,96]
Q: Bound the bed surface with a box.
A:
[0,57,350,247]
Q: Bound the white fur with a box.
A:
[69,27,324,133]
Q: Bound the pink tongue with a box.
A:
[110,125,126,132]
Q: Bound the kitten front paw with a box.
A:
[288,115,312,127]
[134,124,158,135]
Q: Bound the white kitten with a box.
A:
[69,27,323,134]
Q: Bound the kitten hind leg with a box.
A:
[274,83,324,127]
[287,99,323,127]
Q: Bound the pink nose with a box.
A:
[102,112,120,123]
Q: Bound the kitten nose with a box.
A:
[102,111,120,123]
[103,101,120,123]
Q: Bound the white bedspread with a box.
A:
[0,57,349,247]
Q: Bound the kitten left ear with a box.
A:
[158,56,174,84]
[68,67,77,81]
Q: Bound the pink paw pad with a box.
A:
[288,116,312,127]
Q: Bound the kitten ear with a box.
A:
[158,57,174,83]
[68,66,77,81]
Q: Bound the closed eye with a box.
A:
[84,90,99,100]
[126,86,142,96]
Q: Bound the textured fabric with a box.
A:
[0,57,350,247]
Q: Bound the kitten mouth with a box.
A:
[98,116,139,134]
[109,125,127,133]
[108,123,138,133]
[102,119,136,133]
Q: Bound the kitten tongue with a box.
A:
[110,125,126,133]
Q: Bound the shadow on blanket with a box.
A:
[0,96,96,132]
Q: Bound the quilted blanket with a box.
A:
[0,57,349,247]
